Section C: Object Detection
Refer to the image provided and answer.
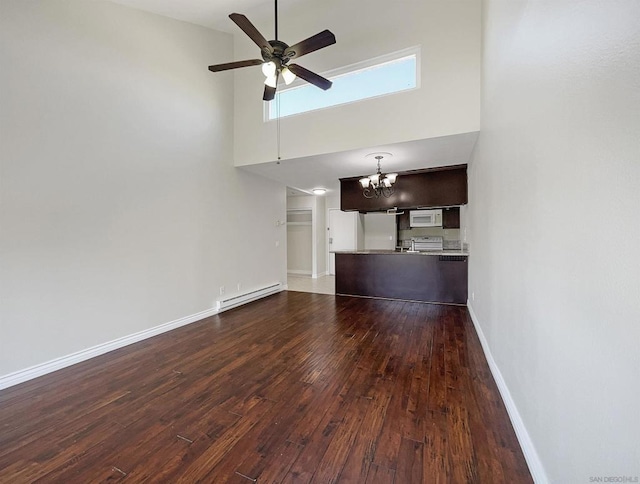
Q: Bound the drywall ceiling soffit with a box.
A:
[287,187,310,197]
[240,131,479,195]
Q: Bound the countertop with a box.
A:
[332,250,469,256]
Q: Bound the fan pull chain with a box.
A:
[276,92,281,160]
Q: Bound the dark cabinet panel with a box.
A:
[335,253,468,304]
[340,165,467,212]
[397,211,411,230]
[442,207,460,229]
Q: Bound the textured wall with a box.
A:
[468,1,640,481]
[0,1,287,377]
[232,0,482,166]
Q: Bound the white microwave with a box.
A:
[410,209,443,227]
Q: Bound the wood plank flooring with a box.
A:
[0,292,532,483]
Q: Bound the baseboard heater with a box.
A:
[216,283,282,312]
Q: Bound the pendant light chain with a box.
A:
[275,0,280,161]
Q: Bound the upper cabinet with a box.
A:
[340,165,468,212]
[442,207,461,229]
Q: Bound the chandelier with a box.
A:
[359,155,398,198]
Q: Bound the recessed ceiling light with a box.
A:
[312,188,327,195]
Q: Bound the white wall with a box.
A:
[468,1,640,482]
[325,191,341,215]
[0,1,287,378]
[363,213,396,250]
[325,191,340,271]
[233,0,481,166]
[314,196,327,276]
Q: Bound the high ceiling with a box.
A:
[109,0,287,32]
[108,0,478,196]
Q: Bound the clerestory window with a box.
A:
[266,47,420,120]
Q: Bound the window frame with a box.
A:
[265,46,421,121]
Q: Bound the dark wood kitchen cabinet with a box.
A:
[340,164,467,212]
[442,207,460,229]
[397,211,410,230]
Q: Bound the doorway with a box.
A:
[286,209,313,276]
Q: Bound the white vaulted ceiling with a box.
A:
[107,0,480,195]
[109,0,299,32]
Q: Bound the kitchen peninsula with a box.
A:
[335,250,468,305]
[336,164,469,305]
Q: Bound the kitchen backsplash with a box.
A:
[398,227,460,240]
[443,239,462,250]
[398,227,462,250]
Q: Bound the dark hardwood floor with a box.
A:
[0,292,532,483]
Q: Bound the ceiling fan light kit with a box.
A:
[262,61,277,77]
[207,0,336,101]
[264,74,278,88]
[281,66,296,85]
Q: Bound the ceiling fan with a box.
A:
[207,0,336,101]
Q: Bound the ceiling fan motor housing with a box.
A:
[262,40,293,67]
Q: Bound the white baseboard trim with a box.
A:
[467,303,549,484]
[312,271,329,279]
[0,306,218,391]
[287,270,312,276]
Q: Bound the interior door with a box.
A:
[328,209,358,275]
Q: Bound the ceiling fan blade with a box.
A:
[263,84,277,102]
[288,64,332,90]
[284,30,336,60]
[229,13,273,54]
[208,59,263,72]
[263,71,279,101]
